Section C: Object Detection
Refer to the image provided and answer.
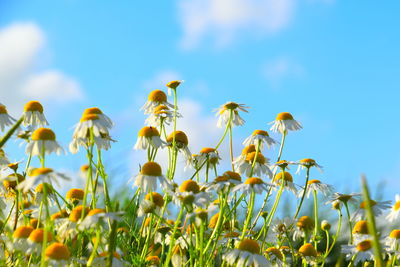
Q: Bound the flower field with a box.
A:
[0,80,398,266]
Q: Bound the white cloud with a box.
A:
[178,0,295,49]
[262,57,305,88]
[0,22,84,115]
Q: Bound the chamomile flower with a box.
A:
[141,89,173,114]
[130,161,172,192]
[352,220,370,243]
[82,107,113,128]
[385,229,400,250]
[146,255,160,267]
[134,126,165,150]
[342,240,375,265]
[198,147,221,167]
[297,179,334,198]
[166,131,191,160]
[26,228,53,255]
[166,80,183,95]
[173,180,210,209]
[272,171,297,194]
[298,243,318,264]
[265,247,284,266]
[26,128,64,156]
[0,148,10,167]
[353,199,391,220]
[223,171,242,183]
[79,208,123,230]
[34,183,58,206]
[145,105,181,127]
[271,217,295,239]
[269,112,302,134]
[2,173,24,192]
[23,101,49,128]
[293,216,314,241]
[171,245,188,267]
[328,192,361,208]
[234,151,273,178]
[215,102,249,128]
[270,160,293,174]
[296,158,323,174]
[71,113,110,140]
[11,225,34,252]
[138,192,165,216]
[232,177,272,195]
[17,168,70,193]
[66,188,85,205]
[0,104,16,131]
[232,145,256,167]
[222,239,270,267]
[243,130,277,150]
[57,205,90,240]
[206,175,238,193]
[92,251,126,267]
[386,194,400,222]
[45,242,71,267]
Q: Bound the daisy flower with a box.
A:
[385,229,400,250]
[265,247,285,266]
[11,225,34,252]
[146,255,160,267]
[57,205,90,240]
[26,228,53,256]
[271,217,295,240]
[0,104,16,131]
[45,242,71,267]
[298,243,318,264]
[166,130,191,160]
[171,245,188,267]
[173,180,210,209]
[70,113,110,143]
[145,105,181,127]
[342,239,375,265]
[79,208,123,230]
[138,192,165,216]
[232,177,272,195]
[2,173,24,192]
[66,188,85,205]
[206,175,240,193]
[134,126,165,150]
[270,160,293,175]
[386,194,400,222]
[295,158,323,174]
[34,183,58,206]
[198,147,221,167]
[23,101,49,128]
[166,80,183,95]
[327,192,362,208]
[234,151,273,178]
[82,107,113,129]
[26,128,64,156]
[92,251,127,267]
[17,167,70,193]
[352,220,370,243]
[353,199,391,220]
[243,130,277,150]
[215,102,249,128]
[141,89,173,114]
[0,148,10,167]
[272,171,297,194]
[222,239,270,267]
[269,112,302,134]
[232,145,256,168]
[130,161,172,192]
[297,179,334,198]
[223,170,242,183]
[293,216,315,241]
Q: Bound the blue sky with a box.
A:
[1,0,400,198]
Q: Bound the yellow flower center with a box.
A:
[3,173,24,190]
[0,105,8,114]
[360,200,377,209]
[51,210,69,220]
[31,128,56,141]
[275,160,288,168]
[13,226,34,239]
[66,188,85,201]
[252,130,269,136]
[299,243,317,257]
[224,232,240,238]
[80,164,89,172]
[29,228,53,243]
[195,209,208,221]
[390,229,400,239]
[88,208,105,216]
[141,162,162,176]
[45,243,70,260]
[179,180,200,193]
[245,152,266,164]
[80,114,99,122]
[98,251,121,259]
[167,131,188,146]
[69,206,89,222]
[208,213,219,229]
[30,219,39,229]
[223,171,241,182]
[82,107,103,116]
[148,90,167,102]
[138,126,160,138]
[237,239,260,254]
[214,176,229,183]
[337,194,352,202]
[265,247,283,261]
[245,177,264,185]
[223,102,239,110]
[166,80,181,89]
[241,144,256,155]
[200,147,216,154]
[356,240,372,252]
[30,167,53,177]
[352,220,369,234]
[24,101,44,113]
[146,256,160,265]
[35,183,53,193]
[274,172,293,183]
[297,216,315,230]
[300,158,316,166]
[394,201,400,211]
[276,112,294,121]
[307,179,321,185]
[145,192,164,207]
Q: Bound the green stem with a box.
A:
[313,190,319,249]
[0,116,23,148]
[277,131,287,162]
[240,192,255,240]
[294,167,310,219]
[344,202,353,244]
[164,206,184,267]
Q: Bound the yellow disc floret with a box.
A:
[0,105,8,114]
[389,229,400,239]
[179,180,200,193]
[245,152,266,164]
[148,90,167,102]
[83,107,103,116]
[352,221,369,235]
[145,192,164,207]
[69,206,90,222]
[356,240,372,252]
[146,255,160,265]
[138,126,160,138]
[241,145,256,155]
[30,167,53,177]
[274,171,293,183]
[31,128,56,141]
[24,101,44,113]
[252,130,269,136]
[297,216,315,230]
[200,147,216,154]
[29,228,53,243]
[299,243,317,257]
[276,112,294,121]
[66,188,85,201]
[237,239,260,254]
[88,208,105,216]
[307,179,321,185]
[45,242,70,261]
[245,177,264,185]
[13,225,34,239]
[166,80,181,89]
[394,201,400,211]
[80,114,99,122]
[223,171,241,182]
[359,200,377,209]
[167,131,188,146]
[141,162,162,176]
[265,247,283,261]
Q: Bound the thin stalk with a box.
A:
[0,117,23,148]
[344,202,353,244]
[228,121,234,171]
[240,192,255,240]
[294,167,311,219]
[164,206,184,267]
[313,190,319,249]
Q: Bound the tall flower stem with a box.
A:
[228,121,234,171]
[294,167,310,219]
[240,192,255,240]
[344,202,353,244]
[0,116,23,148]
[164,206,184,267]
[277,131,287,162]
[313,190,319,249]
[321,209,342,266]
